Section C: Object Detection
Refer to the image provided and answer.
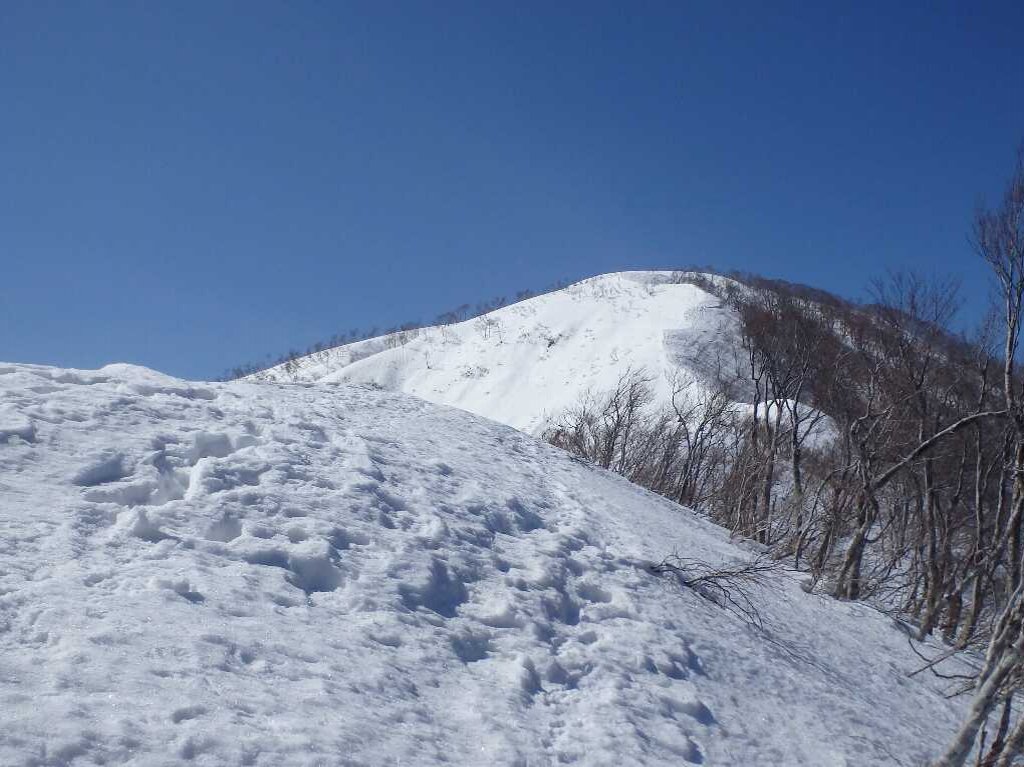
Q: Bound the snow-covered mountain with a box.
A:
[1,362,966,765]
[250,272,739,434]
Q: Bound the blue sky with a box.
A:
[2,2,1023,379]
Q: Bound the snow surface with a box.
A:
[0,362,968,765]
[251,272,739,434]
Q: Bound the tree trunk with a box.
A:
[993,709,1024,767]
[931,648,1019,767]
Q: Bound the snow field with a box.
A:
[0,363,966,765]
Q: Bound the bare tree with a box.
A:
[934,148,1024,767]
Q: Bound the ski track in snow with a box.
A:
[0,362,966,766]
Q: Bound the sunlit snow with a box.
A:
[0,361,967,765]
[251,272,738,435]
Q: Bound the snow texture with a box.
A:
[0,362,966,765]
[251,272,739,435]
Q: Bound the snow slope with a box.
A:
[250,272,738,434]
[0,362,967,765]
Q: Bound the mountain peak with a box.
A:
[252,270,737,433]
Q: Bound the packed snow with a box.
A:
[251,272,740,434]
[0,361,971,765]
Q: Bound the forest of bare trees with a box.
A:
[547,151,1024,766]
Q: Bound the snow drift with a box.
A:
[0,362,964,765]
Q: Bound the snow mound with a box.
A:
[0,362,963,765]
[251,272,739,434]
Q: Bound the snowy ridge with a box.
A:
[0,362,965,765]
[250,272,741,434]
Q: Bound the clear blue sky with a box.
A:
[2,2,1023,379]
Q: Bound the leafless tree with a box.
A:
[934,148,1024,767]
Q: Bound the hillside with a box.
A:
[0,362,969,766]
[249,272,739,434]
